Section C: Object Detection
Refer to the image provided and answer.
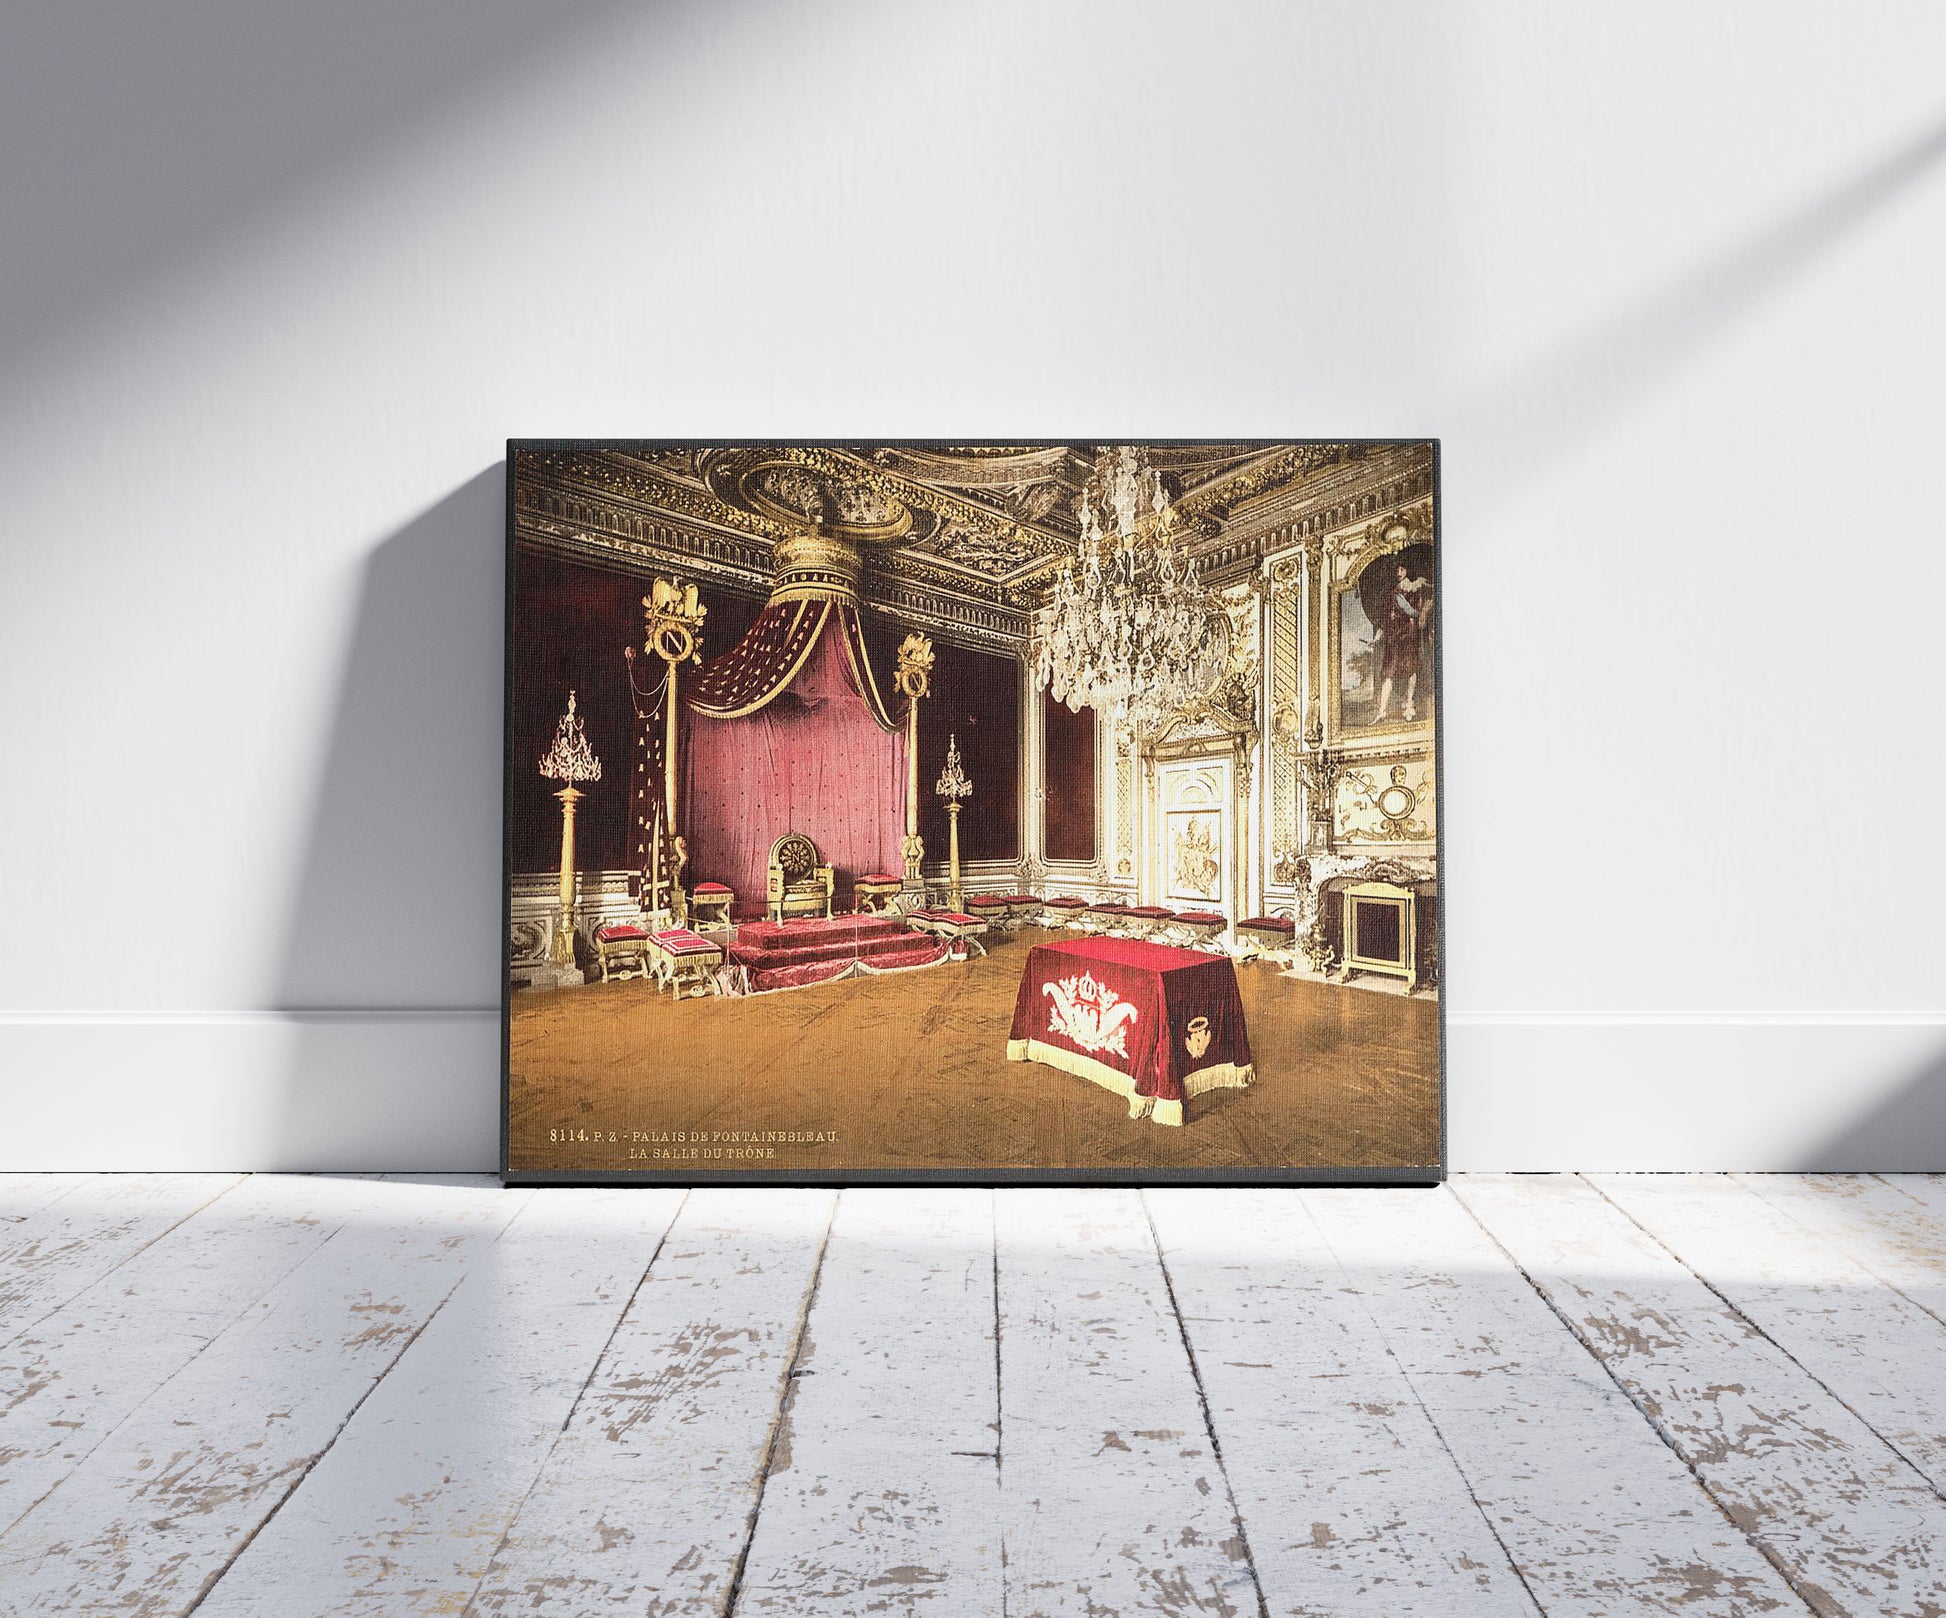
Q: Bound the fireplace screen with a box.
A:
[1339,881,1420,994]
[1354,895,1405,965]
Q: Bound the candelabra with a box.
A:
[1299,713,1341,855]
[539,691,602,975]
[934,733,973,912]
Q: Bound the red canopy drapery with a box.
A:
[679,600,907,917]
[685,597,900,730]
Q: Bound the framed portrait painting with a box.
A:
[503,441,1442,1184]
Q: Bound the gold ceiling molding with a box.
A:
[1173,444,1353,523]
[516,515,775,597]
[513,475,776,583]
[868,550,1037,617]
[693,448,944,545]
[871,446,1074,487]
[517,443,1436,646]
[514,460,1034,647]
[1272,448,1438,548]
[865,575,1029,651]
[519,449,797,544]
[783,445,1073,557]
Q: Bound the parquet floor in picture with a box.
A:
[2,1173,1944,1614]
[508,925,1442,1176]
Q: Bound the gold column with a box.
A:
[947,800,963,913]
[553,786,581,962]
[895,634,935,888]
[665,656,680,832]
[906,697,921,873]
[643,578,708,925]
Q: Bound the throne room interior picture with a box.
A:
[503,441,1442,1183]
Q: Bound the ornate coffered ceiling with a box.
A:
[513,441,1433,646]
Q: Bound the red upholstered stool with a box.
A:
[907,908,989,945]
[593,923,652,983]
[968,895,1010,917]
[854,873,905,915]
[1044,895,1089,928]
[1003,894,1039,921]
[1174,910,1230,949]
[647,927,725,998]
[1081,901,1132,935]
[689,882,734,930]
[1235,914,1298,964]
[1124,905,1175,939]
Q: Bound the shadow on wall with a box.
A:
[273,467,507,1170]
[0,0,638,380]
[1795,1037,1946,1173]
[1457,109,1946,514]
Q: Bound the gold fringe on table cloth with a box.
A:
[1005,1038,1254,1127]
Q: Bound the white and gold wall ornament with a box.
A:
[1336,760,1436,845]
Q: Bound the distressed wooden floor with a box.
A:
[2,1176,1943,1616]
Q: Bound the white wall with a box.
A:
[3,0,1942,1171]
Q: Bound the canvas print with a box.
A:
[504,441,1441,1183]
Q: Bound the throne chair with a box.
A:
[767,832,834,923]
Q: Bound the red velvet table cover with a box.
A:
[1006,937,1254,1126]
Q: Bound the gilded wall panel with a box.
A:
[1265,555,1302,884]
[1334,753,1436,847]
[1114,721,1136,881]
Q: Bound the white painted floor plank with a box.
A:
[1594,1173,1946,1499]
[192,1185,687,1618]
[1459,1173,1946,1618]
[0,1175,527,1616]
[996,1188,1261,1618]
[11,1175,1940,1618]
[732,1188,1003,1616]
[0,1173,245,1348]
[1146,1188,1540,1617]
[464,1187,837,1616]
[0,1174,409,1536]
[1877,1176,1946,1218]
[1734,1175,1946,1325]
[0,1174,96,1223]
[1308,1186,1806,1616]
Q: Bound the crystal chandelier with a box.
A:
[1034,446,1219,729]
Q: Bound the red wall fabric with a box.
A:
[682,628,909,917]
[509,546,763,874]
[508,550,643,875]
[863,630,1018,866]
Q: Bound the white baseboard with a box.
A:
[1446,1013,1946,1172]
[0,1012,1940,1172]
[0,1012,501,1173]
